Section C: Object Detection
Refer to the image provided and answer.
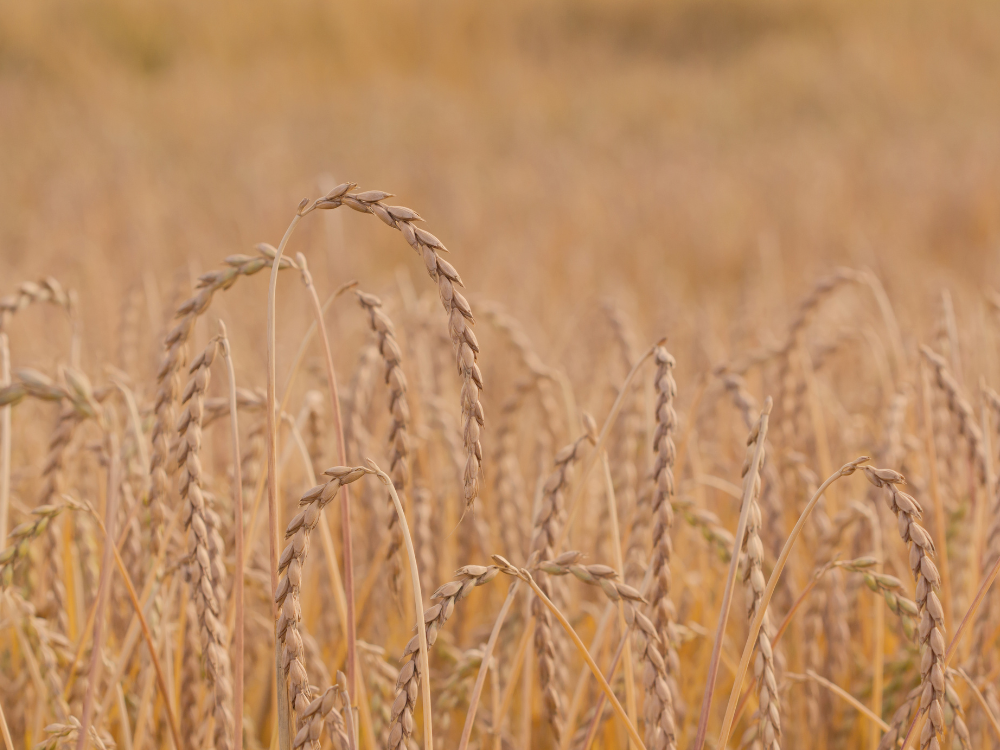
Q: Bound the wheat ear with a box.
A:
[355,290,411,598]
[275,466,367,743]
[176,335,235,750]
[863,467,971,750]
[495,560,647,750]
[740,419,781,750]
[529,433,595,743]
[386,564,499,750]
[308,184,484,507]
[639,344,681,750]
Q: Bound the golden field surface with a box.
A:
[2,1,1000,749]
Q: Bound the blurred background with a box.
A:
[1,0,999,370]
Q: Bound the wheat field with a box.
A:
[2,0,1000,749]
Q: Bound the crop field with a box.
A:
[1,1,1000,749]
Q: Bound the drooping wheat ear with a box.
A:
[311,185,484,507]
[176,336,234,750]
[738,406,781,750]
[0,276,73,324]
[387,565,501,750]
[0,277,77,346]
[920,345,987,483]
[356,290,411,598]
[637,344,681,750]
[529,433,594,744]
[274,466,367,742]
[538,552,645,604]
[150,247,297,549]
[863,467,969,750]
